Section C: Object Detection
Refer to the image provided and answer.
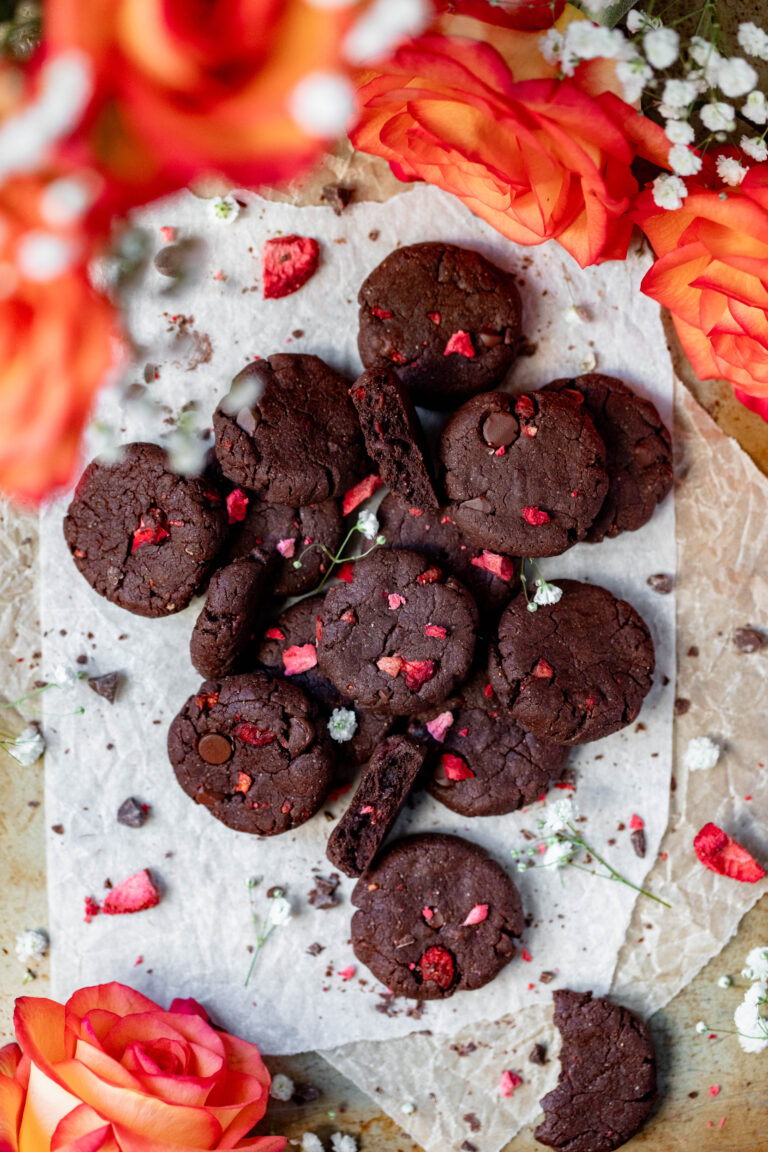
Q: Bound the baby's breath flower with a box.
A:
[743,90,768,125]
[643,28,679,70]
[743,947,768,983]
[533,579,563,607]
[539,838,575,868]
[689,36,721,79]
[270,1073,295,1102]
[267,895,292,927]
[734,981,768,1053]
[210,195,240,224]
[738,22,768,62]
[15,929,48,965]
[8,725,45,766]
[695,1020,708,1034]
[539,28,563,67]
[700,101,736,132]
[683,735,720,772]
[626,10,662,34]
[669,144,702,177]
[538,797,575,837]
[356,509,379,539]
[561,23,626,75]
[716,155,749,187]
[741,135,768,162]
[328,707,358,744]
[717,974,733,989]
[665,120,695,145]
[301,1136,324,1152]
[330,1135,357,1152]
[616,58,653,104]
[662,78,697,109]
[401,1101,417,1116]
[652,173,688,210]
[715,57,759,99]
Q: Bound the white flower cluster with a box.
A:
[15,928,48,965]
[511,797,577,873]
[540,11,768,210]
[299,1135,357,1152]
[734,979,768,1054]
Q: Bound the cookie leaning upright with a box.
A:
[213,353,367,503]
[64,442,228,618]
[357,242,523,408]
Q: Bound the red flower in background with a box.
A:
[635,165,768,410]
[351,10,669,267]
[434,0,565,29]
[45,0,370,218]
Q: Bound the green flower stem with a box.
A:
[244,919,278,988]
[291,527,385,602]
[566,824,672,909]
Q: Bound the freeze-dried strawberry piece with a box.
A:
[425,623,447,639]
[401,658,435,691]
[102,870,161,915]
[377,655,404,678]
[340,609,357,624]
[84,896,100,923]
[337,562,355,583]
[389,350,407,364]
[226,488,249,524]
[388,593,406,610]
[342,473,384,516]
[444,331,475,358]
[417,565,443,585]
[470,551,516,582]
[427,311,441,324]
[515,395,535,419]
[694,822,766,882]
[441,752,475,781]
[131,517,169,551]
[533,659,554,679]
[419,946,455,989]
[499,1070,522,1097]
[315,616,322,642]
[371,305,393,319]
[522,506,551,526]
[283,644,317,675]
[233,722,276,747]
[195,692,219,710]
[462,903,488,926]
[235,772,252,794]
[629,813,645,830]
[265,627,285,640]
[276,537,296,558]
[426,711,454,743]
[262,234,319,299]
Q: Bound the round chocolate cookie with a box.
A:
[377,493,518,624]
[318,549,478,716]
[190,554,270,680]
[227,495,342,597]
[213,354,367,503]
[168,671,334,836]
[351,833,524,999]
[490,580,655,745]
[358,242,523,408]
[257,597,392,768]
[535,989,657,1152]
[409,673,570,817]
[545,374,673,542]
[64,442,228,618]
[440,390,608,557]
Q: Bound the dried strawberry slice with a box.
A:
[377,655,404,678]
[425,623,447,639]
[342,473,384,516]
[441,752,475,781]
[282,644,317,675]
[401,658,435,691]
[417,565,443,585]
[195,692,219,710]
[418,946,455,989]
[235,772,252,794]
[521,506,551,526]
[515,395,535,419]
[102,870,161,915]
[337,561,355,583]
[694,822,766,882]
[234,722,276,747]
[226,488,249,524]
[470,551,516,581]
[265,627,285,641]
[262,234,319,299]
[371,305,393,319]
[444,331,475,358]
[533,658,554,679]
[131,512,170,551]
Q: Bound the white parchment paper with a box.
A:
[41,186,674,1057]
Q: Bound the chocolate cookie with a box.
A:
[168,671,334,836]
[318,549,478,716]
[351,833,524,999]
[490,580,655,745]
[257,597,392,768]
[535,989,657,1152]
[190,553,270,680]
[409,673,569,817]
[326,736,427,877]
[377,493,518,624]
[350,365,439,510]
[358,242,523,408]
[213,354,367,503]
[545,374,672,542]
[227,495,342,597]
[440,391,608,557]
[64,442,228,618]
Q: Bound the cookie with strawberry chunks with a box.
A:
[440,390,608,557]
[213,354,367,503]
[490,580,655,745]
[351,833,524,998]
[190,553,271,680]
[168,672,335,836]
[226,493,342,597]
[64,442,228,618]
[318,549,478,716]
[358,242,523,408]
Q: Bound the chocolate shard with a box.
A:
[117,797,149,828]
[88,671,120,704]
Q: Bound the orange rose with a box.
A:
[434,0,565,30]
[351,10,668,267]
[0,171,117,503]
[45,0,369,216]
[635,164,768,405]
[0,983,285,1151]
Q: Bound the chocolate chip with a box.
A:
[630,828,647,858]
[321,184,353,215]
[647,573,674,594]
[235,407,258,435]
[529,1042,548,1065]
[76,654,88,665]
[478,330,503,348]
[197,733,233,765]
[482,411,518,447]
[117,797,149,828]
[687,646,699,658]
[733,626,766,653]
[88,671,120,704]
[674,697,690,716]
[154,244,187,277]
[461,1142,478,1151]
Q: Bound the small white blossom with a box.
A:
[328,707,358,744]
[743,90,768,125]
[616,58,653,104]
[689,36,721,81]
[540,839,575,868]
[741,135,768,162]
[344,0,431,64]
[270,1074,295,1102]
[539,797,575,837]
[50,663,79,687]
[734,981,768,1053]
[743,947,768,983]
[700,101,736,132]
[15,929,48,965]
[717,974,733,989]
[561,23,627,76]
[267,895,292,928]
[579,351,597,373]
[695,1020,708,1034]
[8,725,45,766]
[669,144,702,177]
[539,28,564,67]
[683,736,720,772]
[715,57,759,99]
[716,155,749,187]
[738,22,768,62]
[210,196,240,224]
[626,10,662,34]
[666,120,695,145]
[330,1135,357,1152]
[534,580,563,606]
[686,67,710,95]
[643,28,679,70]
[652,173,688,210]
[301,1135,324,1152]
[400,1101,417,1115]
[662,78,697,109]
[289,71,354,137]
[356,510,378,539]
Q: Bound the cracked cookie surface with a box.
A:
[358,242,523,408]
[168,671,334,835]
[351,832,524,998]
[227,494,342,597]
[490,579,655,745]
[64,442,228,618]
